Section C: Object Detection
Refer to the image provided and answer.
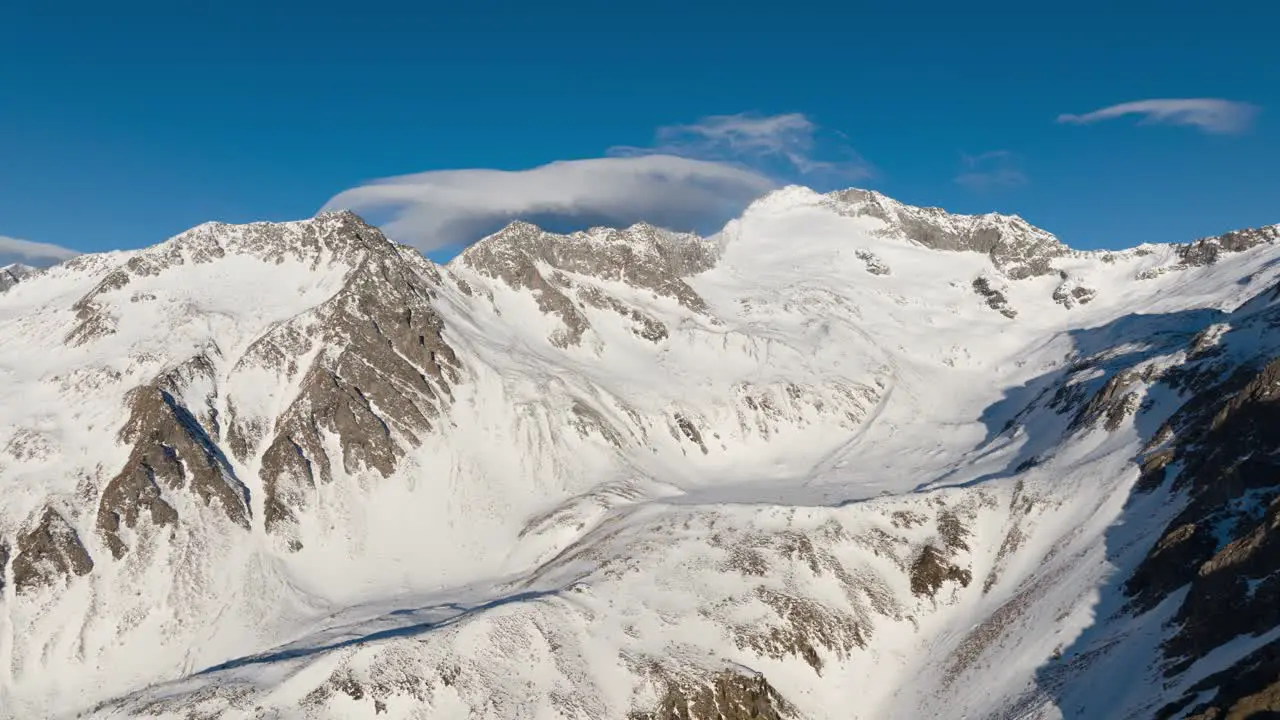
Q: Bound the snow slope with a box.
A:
[2,187,1279,718]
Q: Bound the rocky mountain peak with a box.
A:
[1177,223,1280,267]
[452,219,718,347]
[0,262,37,292]
[164,210,390,265]
[460,219,718,278]
[460,217,721,289]
[822,188,1067,279]
[59,212,403,347]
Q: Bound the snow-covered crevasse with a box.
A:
[2,187,1279,718]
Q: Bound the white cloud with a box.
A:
[0,235,81,266]
[954,150,1028,191]
[610,112,872,180]
[322,154,776,253]
[323,112,870,254]
[1057,98,1258,134]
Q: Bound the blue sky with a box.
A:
[2,0,1277,263]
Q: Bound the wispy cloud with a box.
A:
[610,112,873,182]
[0,235,81,267]
[322,154,775,253]
[1057,98,1259,134]
[954,150,1027,191]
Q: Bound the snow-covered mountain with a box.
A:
[2,187,1280,719]
[0,264,37,293]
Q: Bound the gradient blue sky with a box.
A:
[2,0,1277,262]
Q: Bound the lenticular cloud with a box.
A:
[1057,98,1258,134]
[321,154,776,253]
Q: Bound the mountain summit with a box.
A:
[823,187,1068,278]
[2,189,1280,719]
[0,263,36,292]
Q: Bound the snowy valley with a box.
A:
[2,186,1280,719]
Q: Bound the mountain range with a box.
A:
[2,186,1280,719]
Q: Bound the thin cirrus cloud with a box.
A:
[322,112,868,254]
[609,112,874,181]
[1057,98,1259,134]
[953,150,1028,192]
[0,234,81,267]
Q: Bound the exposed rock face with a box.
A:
[910,544,973,598]
[254,244,460,537]
[1157,639,1280,719]
[972,276,1017,318]
[1127,356,1280,680]
[1017,280,1280,715]
[672,413,709,454]
[1177,225,1279,268]
[909,510,973,599]
[57,211,466,560]
[11,507,94,593]
[97,378,251,559]
[1071,369,1143,432]
[456,221,718,347]
[855,249,891,275]
[632,670,798,720]
[1052,274,1096,309]
[569,275,671,343]
[0,263,36,292]
[65,210,379,346]
[826,189,1067,278]
[1137,225,1280,281]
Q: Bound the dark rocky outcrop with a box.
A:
[457,222,716,347]
[972,276,1017,318]
[97,383,250,558]
[632,669,798,720]
[1138,225,1280,281]
[1177,225,1279,268]
[855,249,891,275]
[1156,637,1280,719]
[910,544,972,599]
[1071,370,1142,432]
[65,269,130,345]
[461,222,592,347]
[1052,280,1096,309]
[11,508,94,593]
[74,212,462,557]
[827,189,1066,279]
[708,526,895,675]
[0,263,36,292]
[259,245,459,536]
[672,413,709,454]
[569,276,669,343]
[1123,355,1280,694]
[88,215,422,558]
